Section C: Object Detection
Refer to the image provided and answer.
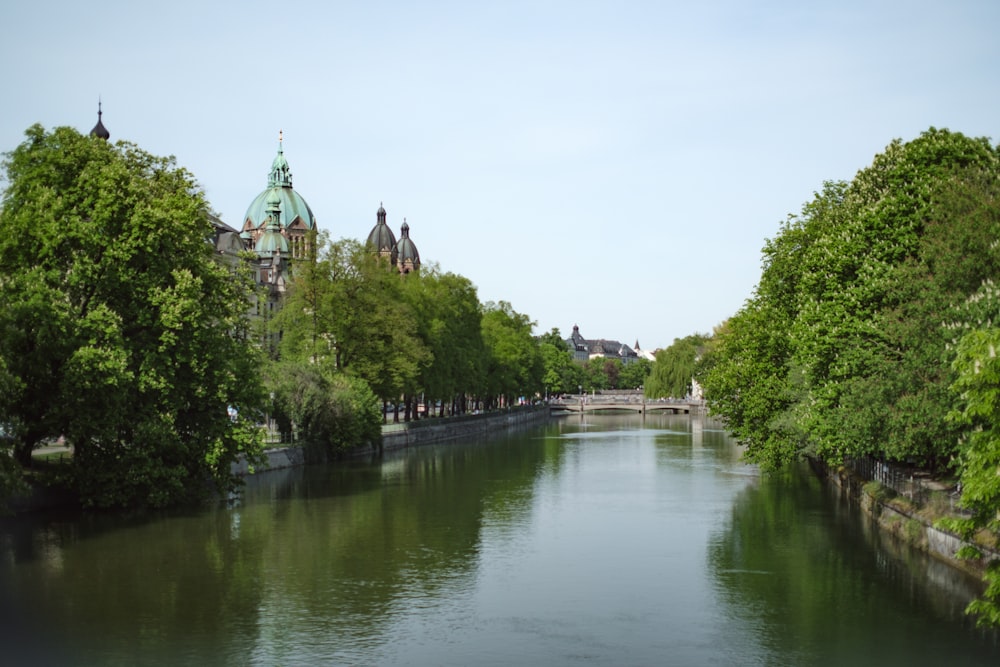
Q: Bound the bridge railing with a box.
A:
[548,395,692,405]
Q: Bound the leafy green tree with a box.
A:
[401,267,485,416]
[646,334,710,399]
[946,320,1000,627]
[481,301,543,407]
[937,176,1000,625]
[702,305,807,470]
[603,358,622,389]
[276,237,429,413]
[0,125,265,508]
[789,131,1000,466]
[266,362,381,454]
[700,183,844,468]
[619,357,652,391]
[582,357,608,392]
[0,357,28,506]
[537,328,582,396]
[704,129,1000,472]
[272,228,335,364]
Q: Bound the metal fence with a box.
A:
[846,455,967,514]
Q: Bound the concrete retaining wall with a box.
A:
[235,407,550,475]
[379,408,548,452]
[811,457,998,578]
[231,444,307,476]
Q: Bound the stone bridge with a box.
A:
[548,397,698,415]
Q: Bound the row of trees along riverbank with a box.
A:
[0,124,659,513]
[683,128,1000,627]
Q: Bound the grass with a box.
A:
[863,480,893,504]
[33,449,73,463]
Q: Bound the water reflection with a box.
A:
[1,414,998,665]
[708,464,999,666]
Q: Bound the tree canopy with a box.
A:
[0,125,266,508]
[537,328,584,395]
[480,301,543,407]
[645,334,709,399]
[703,128,1000,470]
[698,128,1000,625]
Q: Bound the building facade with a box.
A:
[565,325,640,365]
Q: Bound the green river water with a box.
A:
[1,413,998,665]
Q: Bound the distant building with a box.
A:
[633,340,657,362]
[565,325,640,365]
[85,110,423,303]
[365,204,421,274]
[240,131,317,266]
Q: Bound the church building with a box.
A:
[365,203,421,274]
[87,107,422,304]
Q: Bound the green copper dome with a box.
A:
[256,227,290,256]
[244,134,316,232]
[256,192,289,257]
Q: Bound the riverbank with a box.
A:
[810,457,1000,580]
[7,408,551,512]
[232,406,551,475]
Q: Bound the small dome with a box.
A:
[395,219,420,272]
[256,187,289,257]
[366,203,398,262]
[256,226,289,257]
[89,101,110,140]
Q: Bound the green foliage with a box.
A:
[275,236,430,405]
[538,328,583,395]
[400,267,485,413]
[582,357,611,391]
[698,126,1000,626]
[276,237,493,418]
[481,301,543,406]
[967,564,1000,628]
[646,334,710,399]
[704,129,1000,475]
[266,362,381,454]
[948,323,1000,580]
[619,357,651,391]
[0,125,266,508]
[862,480,891,504]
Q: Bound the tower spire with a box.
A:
[268,129,292,188]
[89,97,110,140]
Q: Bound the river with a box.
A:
[1,413,998,665]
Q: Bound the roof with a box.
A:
[395,219,420,267]
[366,203,398,261]
[565,325,638,360]
[243,135,316,231]
[89,101,110,140]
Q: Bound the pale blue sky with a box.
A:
[3,0,998,350]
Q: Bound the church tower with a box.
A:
[90,100,110,140]
[242,131,317,261]
[365,204,422,274]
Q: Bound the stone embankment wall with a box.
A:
[379,407,549,452]
[810,458,999,578]
[233,407,550,475]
